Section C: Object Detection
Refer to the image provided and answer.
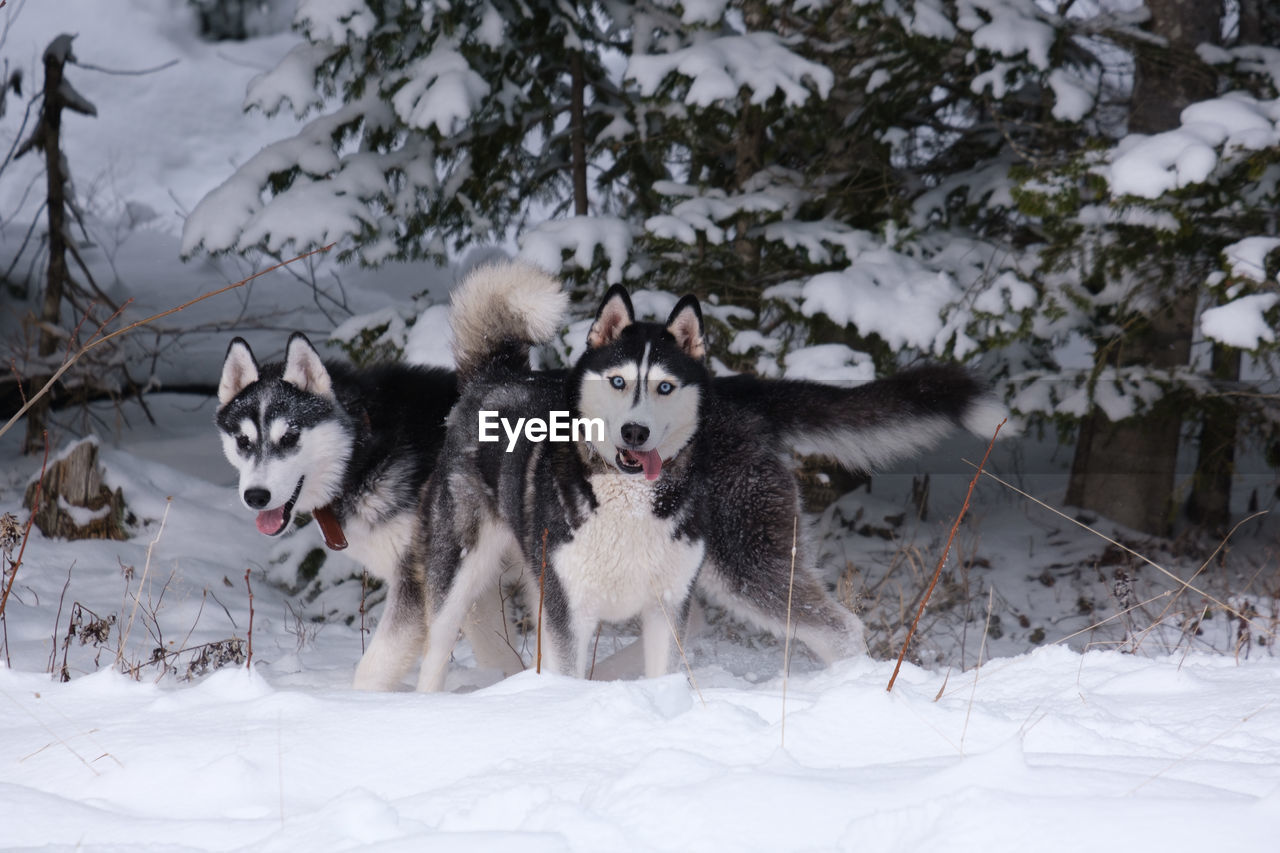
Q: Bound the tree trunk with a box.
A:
[1186,343,1239,534]
[1178,0,1276,534]
[569,50,588,217]
[1065,287,1198,535]
[732,99,763,305]
[1065,0,1220,536]
[24,40,74,454]
[18,35,95,454]
[24,439,130,541]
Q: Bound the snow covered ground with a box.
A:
[3,648,1278,851]
[2,2,1279,850]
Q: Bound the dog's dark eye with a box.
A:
[236,434,252,452]
[610,376,626,390]
[279,430,299,449]
[657,381,675,395]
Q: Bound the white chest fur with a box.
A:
[552,474,704,624]
[336,512,414,582]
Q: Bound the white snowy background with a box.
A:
[1,2,1278,850]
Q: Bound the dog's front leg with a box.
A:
[353,570,425,691]
[639,601,679,679]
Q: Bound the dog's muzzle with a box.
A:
[248,476,304,536]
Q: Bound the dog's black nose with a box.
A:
[244,488,271,509]
[621,422,649,447]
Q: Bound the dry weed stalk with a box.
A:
[887,418,1005,692]
[971,466,1274,644]
[650,580,704,706]
[1130,511,1268,655]
[961,588,995,751]
[116,496,171,666]
[781,515,798,747]
[536,527,548,674]
[244,567,255,670]
[1126,700,1274,796]
[0,430,48,665]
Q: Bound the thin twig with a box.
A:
[162,588,209,683]
[1126,701,1273,795]
[117,497,171,666]
[47,561,74,673]
[244,568,255,670]
[359,569,368,654]
[1052,589,1173,647]
[961,587,995,752]
[588,624,602,680]
[5,682,103,777]
[1133,511,1267,654]
[0,243,336,441]
[536,527,548,674]
[651,590,705,707]
[968,465,1273,640]
[781,515,798,747]
[887,418,1005,692]
[72,57,179,76]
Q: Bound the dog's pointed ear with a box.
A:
[586,285,634,349]
[283,333,334,398]
[218,338,259,407]
[666,294,705,360]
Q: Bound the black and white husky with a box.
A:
[378,263,1003,692]
[214,332,467,688]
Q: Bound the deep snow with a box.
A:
[3,649,1279,851]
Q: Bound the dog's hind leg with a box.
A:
[701,445,865,664]
[353,567,426,690]
[700,559,865,663]
[461,562,527,677]
[417,518,519,692]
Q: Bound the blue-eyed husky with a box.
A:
[386,263,1002,691]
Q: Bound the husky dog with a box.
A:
[376,263,1002,692]
[215,333,470,688]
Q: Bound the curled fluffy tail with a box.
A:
[450,261,568,383]
[714,364,1007,473]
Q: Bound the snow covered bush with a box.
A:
[186,0,1280,534]
[182,0,636,266]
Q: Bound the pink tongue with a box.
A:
[639,449,663,481]
[256,507,286,535]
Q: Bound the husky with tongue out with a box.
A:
[214,332,469,689]
[404,274,715,691]
[392,264,1006,692]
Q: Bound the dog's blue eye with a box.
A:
[236,435,252,452]
[279,430,299,449]
[610,376,625,390]
[657,381,674,395]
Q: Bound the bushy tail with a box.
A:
[713,364,1007,473]
[450,261,568,383]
